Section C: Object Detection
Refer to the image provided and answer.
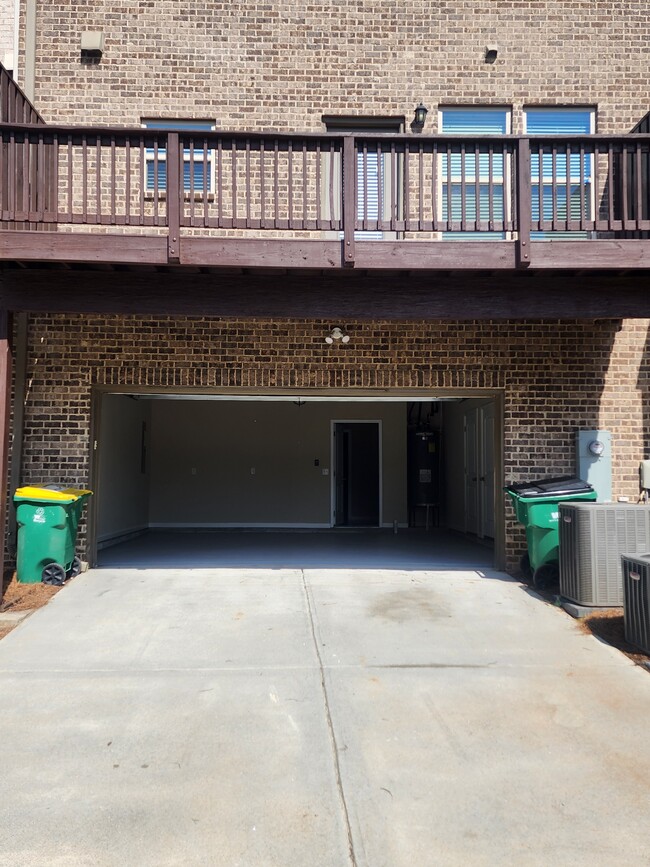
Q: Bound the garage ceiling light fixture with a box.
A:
[325,327,350,345]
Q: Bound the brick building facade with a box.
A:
[1,1,649,575]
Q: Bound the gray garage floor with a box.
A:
[2,562,650,866]
[98,528,494,570]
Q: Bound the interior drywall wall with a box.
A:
[148,399,407,526]
[443,398,494,533]
[97,395,151,542]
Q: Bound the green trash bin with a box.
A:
[505,476,597,588]
[14,485,93,585]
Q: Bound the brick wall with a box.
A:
[18,313,650,572]
[0,0,14,66]
[10,3,650,576]
[19,1,650,133]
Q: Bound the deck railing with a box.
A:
[1,124,649,246]
[0,68,44,125]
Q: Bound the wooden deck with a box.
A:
[1,122,649,273]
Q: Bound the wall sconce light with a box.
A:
[485,44,498,64]
[81,31,105,60]
[412,103,428,130]
[325,327,350,345]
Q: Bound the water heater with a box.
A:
[408,429,440,507]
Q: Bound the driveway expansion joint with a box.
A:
[301,568,358,867]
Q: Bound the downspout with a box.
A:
[23,0,36,102]
[7,313,27,557]
[12,0,20,79]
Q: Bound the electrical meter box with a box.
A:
[576,430,611,501]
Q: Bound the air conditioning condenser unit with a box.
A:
[559,503,650,606]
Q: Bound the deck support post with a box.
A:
[342,135,356,268]
[516,139,532,269]
[167,132,181,264]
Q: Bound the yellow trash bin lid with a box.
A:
[14,485,92,503]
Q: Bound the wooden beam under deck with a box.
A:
[0,232,168,266]
[1,232,650,272]
[1,266,648,319]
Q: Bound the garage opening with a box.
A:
[89,391,503,570]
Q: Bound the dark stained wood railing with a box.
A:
[0,123,649,257]
[0,66,44,124]
[0,67,47,232]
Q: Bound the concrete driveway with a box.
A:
[2,564,650,866]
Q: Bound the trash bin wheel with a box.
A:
[519,552,532,580]
[42,562,66,586]
[533,562,559,592]
[68,556,82,578]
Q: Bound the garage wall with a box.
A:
[97,395,151,544]
[147,400,407,526]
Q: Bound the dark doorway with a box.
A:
[334,422,380,526]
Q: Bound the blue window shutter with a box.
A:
[144,121,214,193]
[526,109,593,180]
[441,108,508,135]
[147,160,167,191]
[524,110,592,135]
[441,108,508,179]
[183,161,206,192]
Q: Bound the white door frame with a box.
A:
[330,419,383,527]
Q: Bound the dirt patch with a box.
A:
[578,609,650,668]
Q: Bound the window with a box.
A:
[142,119,215,193]
[524,107,595,237]
[323,116,404,240]
[439,107,511,240]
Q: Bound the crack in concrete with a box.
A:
[300,569,357,867]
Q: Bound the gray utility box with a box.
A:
[559,503,650,606]
[622,554,650,654]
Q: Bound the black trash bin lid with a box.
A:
[505,476,594,498]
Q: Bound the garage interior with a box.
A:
[92,393,500,570]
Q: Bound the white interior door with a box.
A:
[464,409,479,535]
[479,402,495,539]
[464,401,496,539]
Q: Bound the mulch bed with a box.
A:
[1,573,62,613]
[578,608,650,668]
[0,572,64,639]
